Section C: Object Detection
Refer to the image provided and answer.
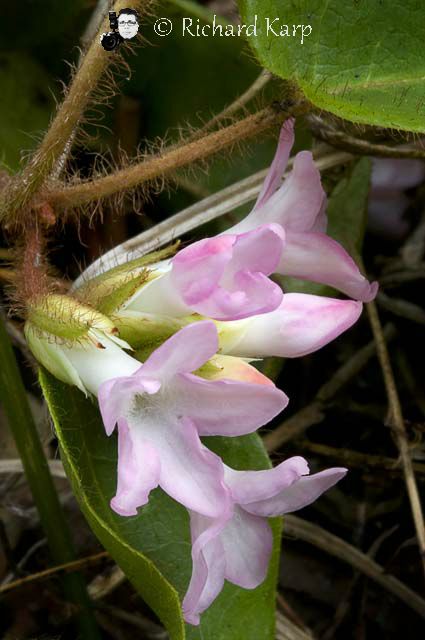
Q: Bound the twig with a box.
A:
[276,593,313,635]
[308,113,425,159]
[1,539,47,587]
[0,459,66,478]
[283,515,425,619]
[0,551,109,595]
[88,565,126,600]
[96,602,168,638]
[264,324,397,451]
[379,266,425,287]
[193,69,272,139]
[275,611,314,640]
[366,300,425,579]
[377,292,425,325]
[297,441,425,476]
[48,103,310,211]
[74,150,352,285]
[50,0,111,181]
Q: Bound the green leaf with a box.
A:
[282,157,372,295]
[40,369,281,640]
[327,157,372,257]
[239,0,425,132]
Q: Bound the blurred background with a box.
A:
[0,1,425,639]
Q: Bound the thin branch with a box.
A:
[366,300,425,579]
[0,458,66,478]
[298,441,425,476]
[283,515,425,620]
[377,291,425,325]
[275,611,315,640]
[264,324,397,451]
[74,150,352,286]
[379,266,425,287]
[47,103,310,211]
[0,551,109,595]
[308,113,425,159]
[192,69,272,139]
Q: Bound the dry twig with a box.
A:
[283,515,425,619]
[366,300,425,579]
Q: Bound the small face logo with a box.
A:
[118,10,139,39]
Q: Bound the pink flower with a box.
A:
[368,158,425,240]
[224,119,378,302]
[97,321,288,518]
[183,458,347,625]
[126,224,285,321]
[218,293,363,358]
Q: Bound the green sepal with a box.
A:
[26,294,118,341]
[76,243,180,314]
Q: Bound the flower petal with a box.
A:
[173,372,288,436]
[249,151,326,233]
[139,321,219,381]
[63,334,140,396]
[110,419,161,516]
[134,413,230,517]
[280,231,378,302]
[243,467,347,517]
[98,374,160,436]
[224,457,309,504]
[221,506,273,588]
[183,511,227,626]
[221,294,363,358]
[170,227,284,320]
[254,118,295,210]
[371,157,425,191]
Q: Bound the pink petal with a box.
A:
[183,511,227,626]
[254,118,295,210]
[224,294,363,358]
[170,227,284,321]
[224,457,309,504]
[171,235,235,304]
[221,506,273,588]
[371,157,425,191]
[143,416,231,518]
[207,355,276,387]
[243,467,347,517]
[280,231,378,302]
[251,151,327,233]
[139,321,219,381]
[98,374,159,436]
[110,419,160,516]
[173,372,288,436]
[224,224,285,277]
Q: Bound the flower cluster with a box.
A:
[25,119,377,625]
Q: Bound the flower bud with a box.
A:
[25,294,134,394]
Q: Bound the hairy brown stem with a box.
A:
[47,102,310,211]
[1,0,145,227]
